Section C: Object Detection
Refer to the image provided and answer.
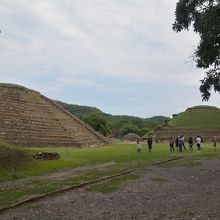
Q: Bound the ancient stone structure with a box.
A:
[0,84,110,147]
[153,105,220,143]
[154,127,220,142]
[124,133,141,142]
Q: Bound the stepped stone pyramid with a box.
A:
[0,84,110,147]
[154,106,220,142]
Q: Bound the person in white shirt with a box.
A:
[196,136,202,151]
[136,139,141,153]
[181,135,186,150]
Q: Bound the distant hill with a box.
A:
[56,101,104,116]
[145,116,170,124]
[56,101,170,137]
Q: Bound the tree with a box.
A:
[173,0,220,100]
[120,123,142,136]
[82,114,111,136]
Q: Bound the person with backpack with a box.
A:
[169,137,175,152]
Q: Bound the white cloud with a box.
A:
[0,0,218,116]
[58,75,104,89]
[0,0,200,84]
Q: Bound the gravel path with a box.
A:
[1,159,220,220]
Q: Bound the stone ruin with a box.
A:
[32,152,60,160]
[0,84,110,147]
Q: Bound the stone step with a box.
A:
[0,130,101,142]
[4,140,81,147]
[0,127,67,133]
[0,136,79,143]
[0,132,73,138]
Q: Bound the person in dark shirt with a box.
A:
[178,136,184,152]
[213,137,217,151]
[147,137,153,152]
[188,136,194,151]
[182,135,186,150]
[175,137,179,151]
[169,137,175,152]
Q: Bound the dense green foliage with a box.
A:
[82,114,111,136]
[169,109,220,128]
[56,101,169,137]
[173,0,220,100]
[56,101,103,116]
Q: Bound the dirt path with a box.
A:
[1,159,220,220]
[0,161,116,190]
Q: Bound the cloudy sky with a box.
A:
[0,0,219,118]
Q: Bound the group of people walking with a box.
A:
[136,135,202,153]
[136,135,217,153]
[169,135,203,152]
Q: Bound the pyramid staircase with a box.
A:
[0,84,110,147]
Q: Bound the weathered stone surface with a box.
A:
[32,152,60,160]
[0,84,110,147]
[154,126,220,142]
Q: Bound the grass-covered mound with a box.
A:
[169,105,220,128]
[0,144,34,181]
[187,105,219,110]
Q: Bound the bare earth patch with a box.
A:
[1,159,220,220]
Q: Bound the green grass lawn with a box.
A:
[1,143,219,181]
[0,143,179,181]
[0,142,219,209]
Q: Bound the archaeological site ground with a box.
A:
[0,84,220,220]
